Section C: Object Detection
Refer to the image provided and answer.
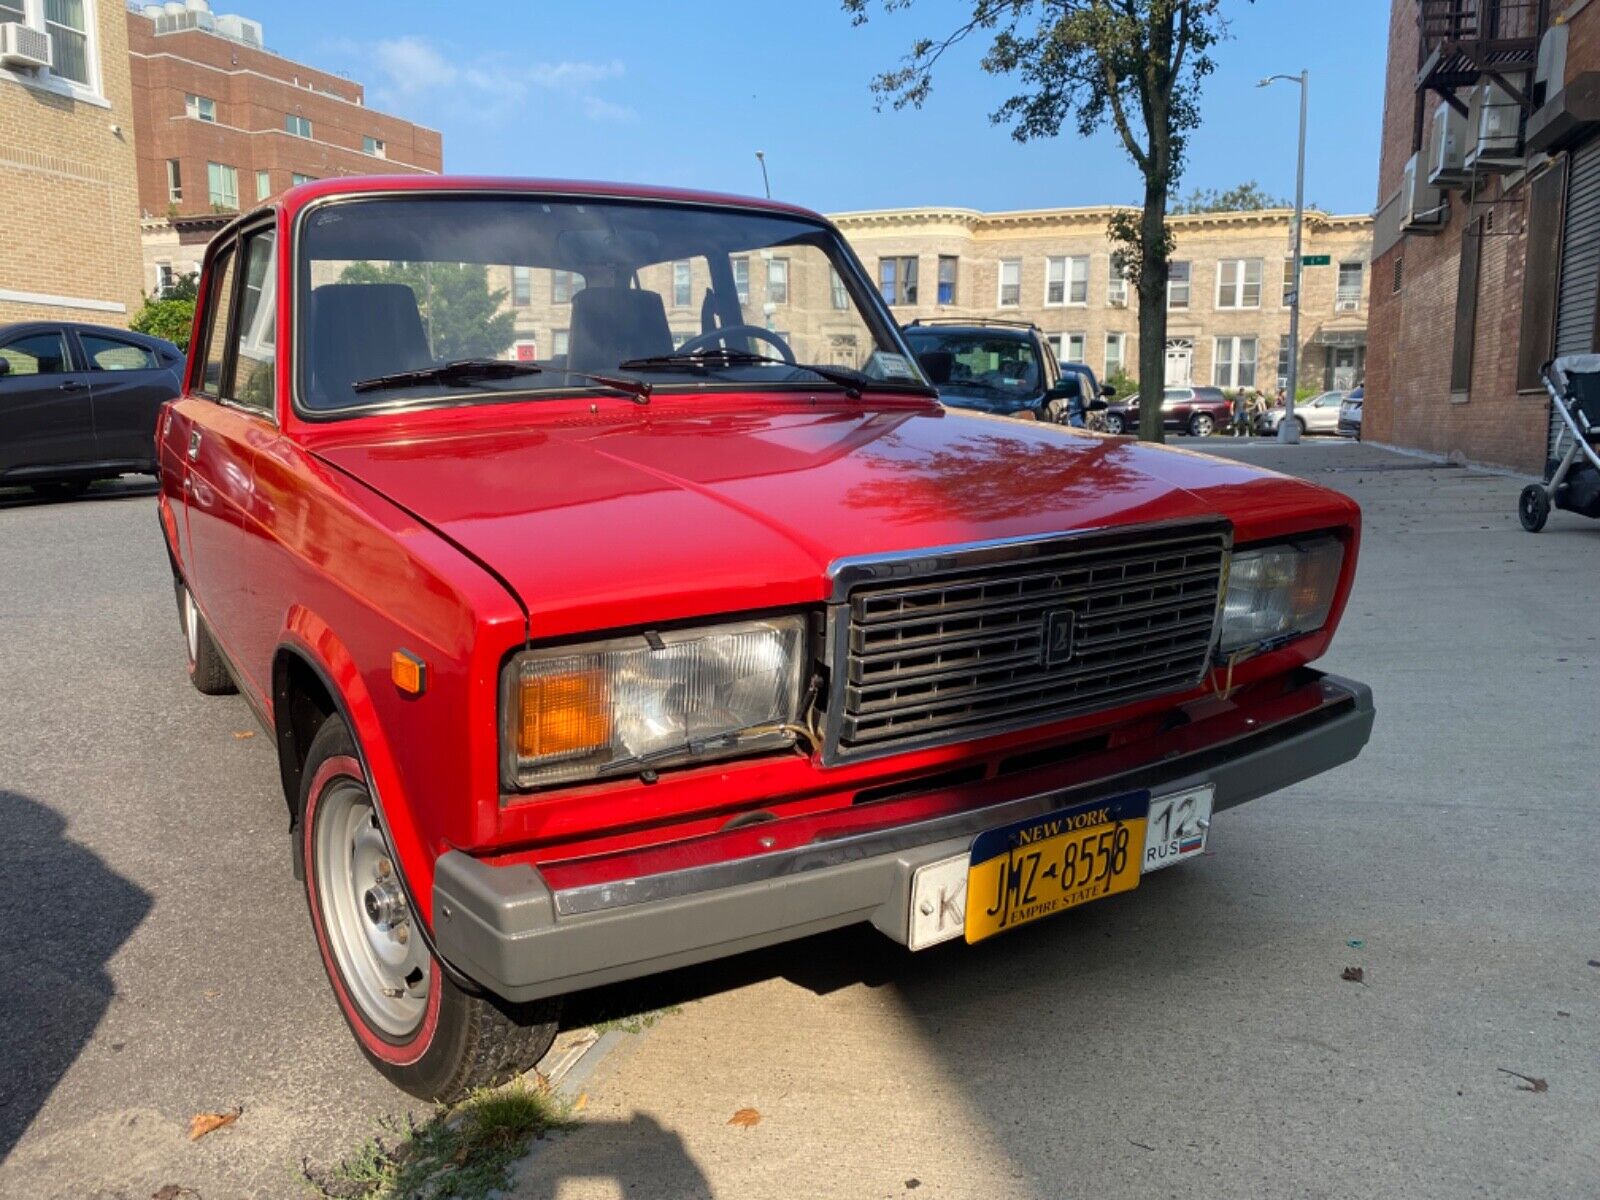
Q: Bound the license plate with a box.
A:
[1141,785,1213,873]
[963,791,1148,944]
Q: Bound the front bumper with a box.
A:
[434,669,1375,1002]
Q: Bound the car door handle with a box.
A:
[188,428,202,461]
[58,380,87,392]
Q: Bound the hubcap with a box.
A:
[314,779,429,1036]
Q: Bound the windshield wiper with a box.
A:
[351,358,652,404]
[617,348,880,400]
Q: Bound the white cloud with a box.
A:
[360,38,630,125]
[372,36,459,97]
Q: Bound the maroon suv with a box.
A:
[1104,386,1231,436]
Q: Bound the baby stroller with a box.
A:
[1521,357,1600,532]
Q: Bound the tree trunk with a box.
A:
[1136,174,1169,444]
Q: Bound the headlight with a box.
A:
[500,616,807,788]
[1218,537,1344,655]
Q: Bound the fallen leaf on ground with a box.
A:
[572,1092,588,1112]
[188,1106,241,1141]
[905,1180,921,1190]
[232,730,255,739]
[1340,966,1365,984]
[727,1107,761,1129]
[151,1187,199,1200]
[1498,1068,1548,1094]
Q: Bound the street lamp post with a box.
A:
[755,151,771,199]
[1259,70,1309,444]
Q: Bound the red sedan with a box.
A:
[159,176,1374,1098]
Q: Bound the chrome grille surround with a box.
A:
[820,520,1233,765]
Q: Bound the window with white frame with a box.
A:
[552,270,583,303]
[937,255,957,304]
[1276,335,1291,387]
[1045,334,1064,360]
[1213,336,1258,388]
[166,159,182,203]
[672,260,691,307]
[512,266,531,306]
[830,268,849,310]
[155,261,174,296]
[186,93,216,122]
[1107,263,1129,306]
[1168,261,1191,309]
[2,0,100,95]
[1337,261,1363,307]
[1216,259,1263,309]
[206,162,238,210]
[0,1,26,25]
[1064,332,1086,363]
[732,256,750,305]
[255,168,269,199]
[291,172,315,186]
[767,256,789,304]
[998,259,1022,307]
[363,136,387,158]
[552,329,569,358]
[1105,332,1125,377]
[286,113,312,138]
[1045,256,1088,305]
[878,256,918,306]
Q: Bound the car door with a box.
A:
[0,327,97,480]
[1308,392,1343,433]
[75,330,182,470]
[1162,387,1193,430]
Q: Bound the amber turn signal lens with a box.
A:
[517,670,610,761]
[391,650,427,696]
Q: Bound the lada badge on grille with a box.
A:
[1044,608,1078,667]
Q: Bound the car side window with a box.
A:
[227,228,278,413]
[80,333,160,372]
[0,331,72,377]
[197,241,238,396]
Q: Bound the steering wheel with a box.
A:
[676,324,796,364]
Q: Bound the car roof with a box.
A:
[904,324,1033,340]
[0,320,178,353]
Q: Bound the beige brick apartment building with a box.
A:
[0,0,144,326]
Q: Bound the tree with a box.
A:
[1170,179,1288,214]
[129,271,199,349]
[337,261,516,361]
[844,0,1241,442]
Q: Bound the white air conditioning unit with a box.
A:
[1336,298,1361,313]
[1534,22,1569,109]
[1429,100,1472,188]
[0,22,52,71]
[1402,152,1446,231]
[1108,294,1128,308]
[1464,79,1525,173]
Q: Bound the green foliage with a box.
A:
[305,1080,577,1200]
[337,261,516,361]
[129,271,199,349]
[1171,179,1289,214]
[1105,369,1139,400]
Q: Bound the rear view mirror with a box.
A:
[1100,383,1116,398]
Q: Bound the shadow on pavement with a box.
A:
[0,790,151,1159]
[0,477,158,511]
[512,1112,714,1199]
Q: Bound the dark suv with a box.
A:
[1104,386,1231,436]
[902,319,1109,424]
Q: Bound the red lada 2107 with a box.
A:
[158,178,1374,1099]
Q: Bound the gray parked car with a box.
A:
[0,321,183,497]
[1257,389,1347,437]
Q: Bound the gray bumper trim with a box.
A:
[434,671,1374,1003]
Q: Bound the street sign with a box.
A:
[1300,254,1331,266]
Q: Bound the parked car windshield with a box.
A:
[295,194,926,413]
[902,328,1041,397]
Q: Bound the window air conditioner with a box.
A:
[1402,153,1446,231]
[1464,79,1525,173]
[1336,298,1361,313]
[1429,100,1471,189]
[0,22,52,71]
[1533,23,1568,110]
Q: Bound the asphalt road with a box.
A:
[1,441,1596,1198]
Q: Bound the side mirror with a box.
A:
[1045,382,1074,400]
[1088,398,1110,412]
[1100,383,1116,398]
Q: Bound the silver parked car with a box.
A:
[1257,390,1346,437]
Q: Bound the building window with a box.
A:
[286,114,312,138]
[291,173,314,186]
[1282,259,1297,306]
[552,270,583,303]
[830,268,849,310]
[879,256,918,306]
[185,93,217,122]
[671,260,692,307]
[732,256,750,304]
[166,159,182,203]
[206,162,238,210]
[363,136,387,158]
[1105,332,1125,377]
[998,259,1022,307]
[255,169,269,199]
[155,261,174,296]
[44,0,90,86]
[552,329,569,358]
[1046,256,1089,306]
[1168,261,1191,309]
[1065,332,1086,363]
[937,255,958,305]
[512,266,531,306]
[1337,261,1363,308]
[1214,336,1258,388]
[1277,335,1291,388]
[1107,264,1129,307]
[1216,259,1263,309]
[767,256,789,305]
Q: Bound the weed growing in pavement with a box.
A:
[589,1003,682,1037]
[302,1078,577,1200]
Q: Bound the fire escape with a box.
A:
[1403,0,1553,233]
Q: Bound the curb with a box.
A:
[535,1025,639,1101]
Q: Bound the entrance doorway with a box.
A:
[1164,338,1193,385]
[1332,347,1359,390]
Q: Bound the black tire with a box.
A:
[1518,484,1551,533]
[1104,413,1125,434]
[300,715,559,1101]
[1189,413,1215,437]
[175,580,237,695]
[29,480,89,500]
[1290,416,1307,438]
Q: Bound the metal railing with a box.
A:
[1419,0,1548,57]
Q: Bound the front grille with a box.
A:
[826,523,1230,761]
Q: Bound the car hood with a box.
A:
[311,398,1337,638]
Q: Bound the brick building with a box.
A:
[127,0,441,295]
[1367,0,1600,472]
[0,0,145,326]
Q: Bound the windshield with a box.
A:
[901,329,1041,397]
[295,194,925,413]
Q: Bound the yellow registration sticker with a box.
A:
[965,791,1149,944]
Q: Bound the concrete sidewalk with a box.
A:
[511,441,1600,1200]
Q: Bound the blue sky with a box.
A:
[279,0,1390,216]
